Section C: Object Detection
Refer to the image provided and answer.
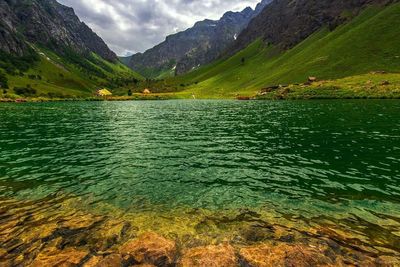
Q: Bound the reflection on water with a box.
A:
[0,100,399,265]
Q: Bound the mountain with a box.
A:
[123,0,272,78]
[145,1,400,98]
[0,0,142,99]
[0,0,116,61]
[232,0,396,53]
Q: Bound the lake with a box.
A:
[0,100,399,265]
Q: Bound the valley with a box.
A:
[0,0,399,101]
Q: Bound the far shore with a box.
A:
[1,94,400,103]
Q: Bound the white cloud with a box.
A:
[57,0,260,56]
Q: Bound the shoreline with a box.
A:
[1,95,400,103]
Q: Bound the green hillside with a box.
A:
[157,3,400,98]
[0,47,143,100]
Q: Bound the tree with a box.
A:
[241,57,245,65]
[0,71,9,89]
[128,89,132,96]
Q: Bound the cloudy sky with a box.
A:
[58,0,260,56]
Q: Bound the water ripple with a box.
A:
[0,100,400,239]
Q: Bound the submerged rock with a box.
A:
[94,220,133,251]
[59,213,104,230]
[83,254,125,267]
[119,232,176,266]
[179,244,237,267]
[376,256,400,266]
[30,247,89,267]
[83,256,102,267]
[95,254,123,267]
[239,243,334,267]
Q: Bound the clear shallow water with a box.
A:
[0,100,400,258]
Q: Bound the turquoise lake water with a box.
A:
[0,100,399,256]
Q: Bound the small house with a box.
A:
[143,89,151,94]
[308,77,317,82]
[96,88,112,97]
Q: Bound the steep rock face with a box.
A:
[0,0,27,55]
[0,0,117,61]
[127,0,273,77]
[233,0,396,53]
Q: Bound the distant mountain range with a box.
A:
[122,0,273,78]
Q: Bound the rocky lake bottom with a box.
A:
[1,194,399,266]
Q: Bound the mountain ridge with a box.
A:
[123,0,272,78]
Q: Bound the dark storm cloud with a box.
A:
[57,0,260,56]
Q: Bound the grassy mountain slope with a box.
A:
[0,0,143,100]
[161,3,400,98]
[0,47,143,99]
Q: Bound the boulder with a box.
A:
[119,232,176,266]
[179,244,237,267]
[239,243,334,267]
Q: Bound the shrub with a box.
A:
[14,86,37,96]
[47,92,67,98]
[0,49,39,74]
